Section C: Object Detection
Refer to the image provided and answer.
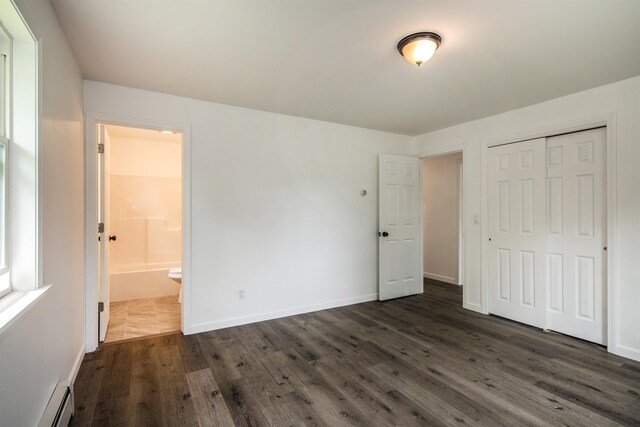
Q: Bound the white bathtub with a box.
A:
[110,264,181,302]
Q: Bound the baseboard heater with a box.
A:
[38,381,73,427]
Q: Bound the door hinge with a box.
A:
[98,222,104,233]
[98,301,104,313]
[97,143,104,154]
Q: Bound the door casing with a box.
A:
[84,112,192,352]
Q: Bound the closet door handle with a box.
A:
[109,235,117,242]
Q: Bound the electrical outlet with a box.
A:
[238,289,246,300]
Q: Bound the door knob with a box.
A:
[378,231,389,237]
[109,235,117,242]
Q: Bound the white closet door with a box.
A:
[488,139,546,328]
[546,128,606,344]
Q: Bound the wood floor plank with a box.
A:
[128,340,165,427]
[319,355,444,426]
[280,389,328,427]
[195,333,243,384]
[95,343,132,400]
[177,333,210,374]
[185,368,235,427]
[268,349,369,426]
[218,378,271,427]
[368,362,476,426]
[71,280,640,426]
[91,397,130,427]
[250,322,292,353]
[271,317,325,362]
[69,358,106,426]
[152,338,198,426]
[312,361,399,426]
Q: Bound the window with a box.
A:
[0,0,38,298]
[0,23,9,298]
[0,0,42,336]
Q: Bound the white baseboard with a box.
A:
[612,344,640,363]
[68,344,85,385]
[423,272,458,285]
[189,293,378,335]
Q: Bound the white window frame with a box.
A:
[0,2,39,295]
[0,135,8,298]
[0,24,11,299]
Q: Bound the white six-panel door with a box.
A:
[546,128,606,344]
[379,154,421,301]
[487,129,606,344]
[488,139,547,328]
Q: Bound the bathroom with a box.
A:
[102,124,183,342]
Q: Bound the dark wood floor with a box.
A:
[72,280,640,426]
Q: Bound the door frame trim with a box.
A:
[83,111,193,352]
[458,157,464,287]
[480,113,618,354]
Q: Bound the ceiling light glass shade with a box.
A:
[397,32,442,66]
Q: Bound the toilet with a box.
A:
[168,267,182,303]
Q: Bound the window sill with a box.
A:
[0,285,50,339]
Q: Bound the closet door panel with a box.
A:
[546,128,606,344]
[488,139,546,328]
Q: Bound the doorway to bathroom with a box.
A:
[97,123,183,343]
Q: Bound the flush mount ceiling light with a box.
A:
[397,32,442,66]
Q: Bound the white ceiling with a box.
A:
[51,1,640,136]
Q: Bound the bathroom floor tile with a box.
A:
[157,311,180,321]
[105,325,125,342]
[158,321,181,333]
[154,295,178,303]
[129,297,156,305]
[125,323,159,339]
[104,295,181,343]
[127,299,156,313]
[126,312,158,323]
[155,297,180,313]
[158,312,181,333]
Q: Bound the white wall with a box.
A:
[0,0,84,425]
[422,153,462,285]
[412,75,640,362]
[84,81,411,334]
